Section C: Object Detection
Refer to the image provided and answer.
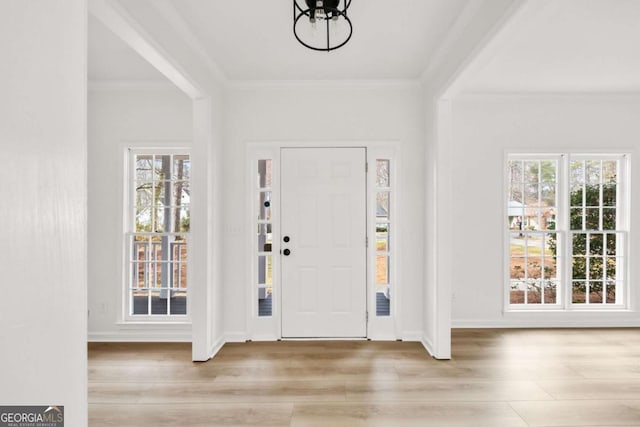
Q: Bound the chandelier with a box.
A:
[293,0,353,52]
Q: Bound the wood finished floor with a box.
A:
[88,329,640,426]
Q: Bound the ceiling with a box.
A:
[462,0,640,93]
[89,0,640,93]
[89,0,470,82]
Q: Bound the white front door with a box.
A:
[281,147,367,338]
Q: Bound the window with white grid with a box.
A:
[507,154,627,310]
[126,150,190,317]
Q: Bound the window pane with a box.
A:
[150,290,167,315]
[172,262,187,290]
[586,160,601,185]
[525,183,539,205]
[602,208,616,230]
[541,185,556,208]
[154,155,171,180]
[572,281,586,304]
[585,208,599,229]
[510,258,526,279]
[543,280,557,304]
[135,155,154,181]
[173,181,190,206]
[606,233,617,253]
[135,184,153,208]
[170,292,187,315]
[572,257,586,279]
[376,255,390,285]
[176,207,190,232]
[510,279,527,304]
[258,285,273,317]
[258,159,272,188]
[570,208,583,230]
[376,223,389,252]
[376,192,390,220]
[376,160,390,188]
[589,282,604,303]
[573,233,587,256]
[132,290,149,315]
[172,155,190,181]
[376,286,390,316]
[258,255,272,285]
[606,282,619,304]
[258,223,273,252]
[527,280,542,304]
[570,161,585,190]
[540,160,556,183]
[524,161,539,182]
[258,192,272,221]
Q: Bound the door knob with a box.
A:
[283,249,291,256]
[283,236,290,243]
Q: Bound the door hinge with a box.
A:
[366,311,369,322]
[366,236,369,247]
[365,162,368,173]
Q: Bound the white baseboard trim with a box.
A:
[401,331,423,342]
[248,334,280,341]
[209,335,225,360]
[225,332,248,342]
[452,319,640,328]
[88,330,191,342]
[367,334,398,341]
[421,336,435,357]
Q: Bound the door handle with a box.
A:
[283,249,291,256]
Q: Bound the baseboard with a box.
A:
[367,333,398,341]
[452,318,640,328]
[401,331,423,342]
[421,336,435,357]
[88,330,191,342]
[209,335,225,359]
[248,334,280,341]
[225,332,248,342]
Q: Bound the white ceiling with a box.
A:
[88,0,640,93]
[462,0,640,93]
[171,0,469,81]
[89,0,469,82]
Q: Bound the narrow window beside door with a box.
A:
[127,150,190,317]
[257,159,273,316]
[376,159,391,316]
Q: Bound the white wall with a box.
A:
[223,83,426,340]
[451,94,640,327]
[88,86,193,340]
[0,0,87,423]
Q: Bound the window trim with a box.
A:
[505,152,630,312]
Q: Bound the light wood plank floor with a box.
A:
[89,329,640,426]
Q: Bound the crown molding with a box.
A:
[88,80,181,91]
[227,78,423,91]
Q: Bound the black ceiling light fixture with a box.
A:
[293,0,352,52]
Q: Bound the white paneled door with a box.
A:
[281,147,367,338]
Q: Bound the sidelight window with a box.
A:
[375,159,392,316]
[257,159,273,317]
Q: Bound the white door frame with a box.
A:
[246,141,400,341]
